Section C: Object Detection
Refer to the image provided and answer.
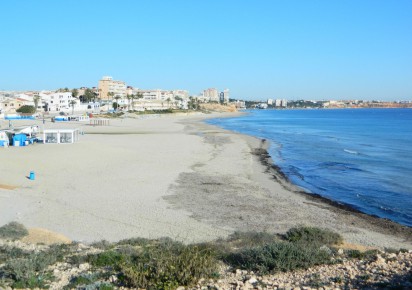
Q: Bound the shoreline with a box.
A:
[250,139,412,240]
[172,114,412,249]
[203,112,412,234]
[1,112,411,249]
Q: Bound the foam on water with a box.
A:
[208,108,412,227]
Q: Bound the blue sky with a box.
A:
[1,0,411,100]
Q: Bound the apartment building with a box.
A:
[98,76,127,100]
[275,99,288,107]
[203,88,219,102]
[219,89,230,104]
[41,92,75,112]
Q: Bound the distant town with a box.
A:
[1,76,411,117]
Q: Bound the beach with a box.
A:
[0,113,411,249]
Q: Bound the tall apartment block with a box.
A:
[203,88,219,102]
[220,89,230,104]
[98,76,127,100]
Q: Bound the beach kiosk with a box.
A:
[12,134,27,146]
[43,129,80,144]
[0,131,10,147]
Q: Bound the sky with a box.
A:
[1,0,411,101]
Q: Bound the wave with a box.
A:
[318,161,363,172]
[344,149,359,155]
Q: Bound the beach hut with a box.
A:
[43,129,80,144]
[13,133,27,146]
[0,131,10,147]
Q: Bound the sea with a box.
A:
[207,108,412,228]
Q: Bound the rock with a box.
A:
[248,277,258,284]
[78,263,90,271]
[375,254,386,265]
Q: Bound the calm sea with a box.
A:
[207,108,412,227]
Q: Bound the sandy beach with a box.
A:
[0,113,411,249]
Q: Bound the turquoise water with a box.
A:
[207,108,412,227]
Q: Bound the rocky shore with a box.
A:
[0,236,411,289]
[208,251,412,289]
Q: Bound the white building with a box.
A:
[275,99,288,107]
[41,92,77,112]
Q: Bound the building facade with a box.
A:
[203,88,219,102]
[98,76,127,100]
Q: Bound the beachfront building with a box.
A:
[203,88,219,102]
[219,89,230,104]
[0,97,25,113]
[98,76,127,100]
[274,99,288,107]
[124,87,189,110]
[41,92,78,112]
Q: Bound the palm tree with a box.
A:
[126,94,134,111]
[114,95,121,111]
[70,100,77,115]
[33,95,41,112]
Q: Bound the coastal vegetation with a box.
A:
[1,222,410,289]
[16,105,36,114]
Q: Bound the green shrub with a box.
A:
[120,242,217,289]
[89,250,124,269]
[4,256,54,288]
[0,222,29,240]
[285,226,343,246]
[0,245,27,263]
[116,237,151,247]
[64,273,111,289]
[3,245,67,287]
[224,241,332,274]
[346,249,378,261]
[16,105,36,114]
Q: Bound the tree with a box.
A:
[112,102,119,110]
[33,95,41,112]
[166,97,171,108]
[70,100,77,114]
[107,92,115,101]
[126,94,134,111]
[84,88,95,103]
[71,88,79,99]
[114,95,121,110]
[16,105,36,114]
[130,93,143,110]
